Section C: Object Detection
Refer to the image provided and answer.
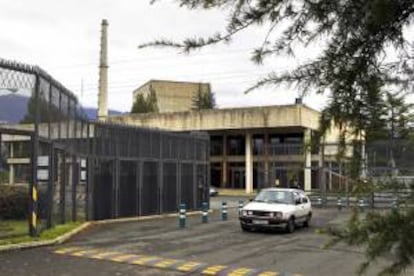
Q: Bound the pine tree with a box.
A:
[142,1,414,274]
[131,89,158,114]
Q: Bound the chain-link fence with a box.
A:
[0,58,209,238]
[255,140,414,209]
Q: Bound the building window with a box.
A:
[14,164,30,184]
[12,141,31,158]
[210,136,223,156]
[253,135,264,155]
[227,135,245,156]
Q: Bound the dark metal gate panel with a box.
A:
[119,160,138,217]
[141,161,159,215]
[180,163,194,210]
[162,162,177,213]
[93,160,114,220]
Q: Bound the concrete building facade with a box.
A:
[109,104,344,193]
[133,80,211,113]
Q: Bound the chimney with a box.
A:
[295,97,303,105]
[97,19,109,121]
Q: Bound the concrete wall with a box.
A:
[132,80,211,113]
[109,104,321,132]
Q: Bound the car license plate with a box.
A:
[253,220,268,225]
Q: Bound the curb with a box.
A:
[0,222,91,253]
[0,210,209,253]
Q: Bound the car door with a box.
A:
[293,192,305,219]
[301,194,311,216]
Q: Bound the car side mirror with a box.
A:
[249,198,254,202]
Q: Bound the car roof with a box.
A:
[259,188,304,193]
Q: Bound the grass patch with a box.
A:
[0,220,27,239]
[0,221,82,246]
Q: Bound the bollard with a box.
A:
[317,197,323,207]
[391,198,399,212]
[221,202,228,221]
[202,202,208,223]
[358,198,366,212]
[238,200,244,216]
[179,203,186,228]
[337,197,343,210]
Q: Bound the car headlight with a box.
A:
[269,212,282,218]
[242,210,248,216]
[247,210,253,216]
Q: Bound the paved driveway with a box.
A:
[0,197,400,275]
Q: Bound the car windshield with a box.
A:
[254,190,294,204]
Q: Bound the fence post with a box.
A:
[221,202,227,221]
[202,202,208,223]
[179,203,186,228]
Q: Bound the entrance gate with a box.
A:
[0,58,210,237]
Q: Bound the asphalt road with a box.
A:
[0,196,404,276]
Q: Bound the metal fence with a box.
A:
[0,58,209,238]
[255,141,414,205]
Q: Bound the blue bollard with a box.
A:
[202,202,208,223]
[317,197,323,207]
[221,202,228,221]
[179,203,186,228]
[337,197,343,210]
[238,200,244,216]
[391,198,399,211]
[358,198,366,212]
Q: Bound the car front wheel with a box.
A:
[241,224,252,232]
[303,213,312,227]
[286,217,295,233]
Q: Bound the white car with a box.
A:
[239,188,312,233]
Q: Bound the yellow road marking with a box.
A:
[258,272,280,276]
[228,267,254,276]
[202,265,227,275]
[110,254,138,263]
[177,261,202,272]
[54,247,82,254]
[53,247,291,276]
[153,258,179,268]
[71,249,99,257]
[131,256,160,265]
[90,251,121,260]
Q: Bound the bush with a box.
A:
[0,185,28,219]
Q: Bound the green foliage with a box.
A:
[0,221,82,246]
[328,208,414,275]
[131,89,159,114]
[0,185,28,220]
[143,1,414,274]
[193,89,216,109]
[20,95,63,124]
[143,0,414,141]
[0,171,9,184]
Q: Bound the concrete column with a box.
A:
[9,142,14,184]
[222,134,227,188]
[245,133,253,194]
[9,164,14,185]
[264,132,269,188]
[304,129,312,191]
[328,161,333,190]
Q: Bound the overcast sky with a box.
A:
[1,0,332,112]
